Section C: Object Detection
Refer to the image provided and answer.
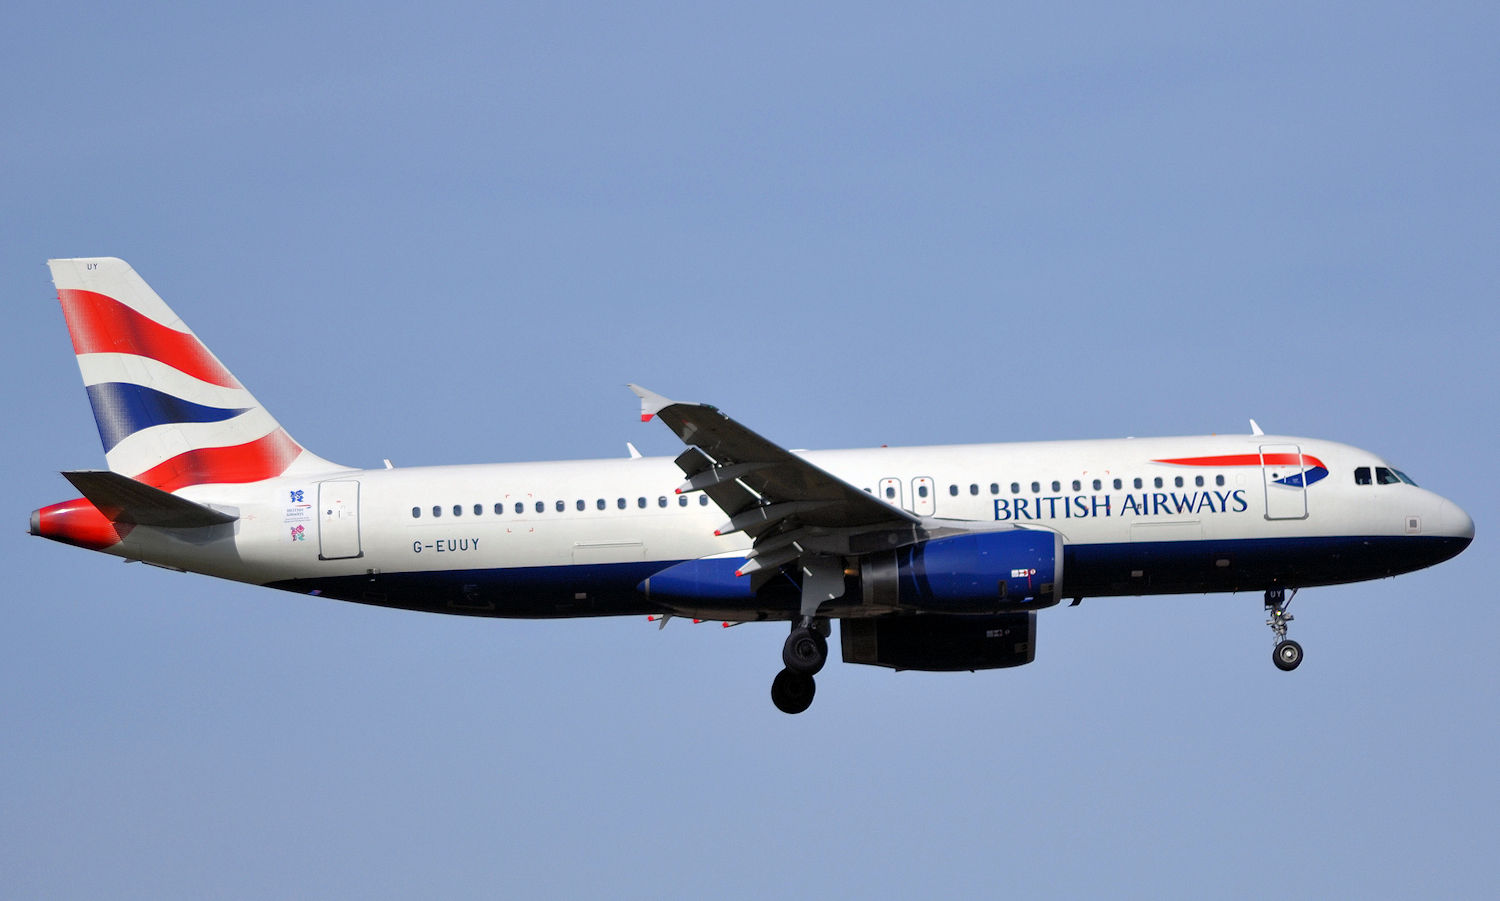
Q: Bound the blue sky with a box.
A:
[3,2,1496,897]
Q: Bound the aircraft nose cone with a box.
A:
[1448,499,1475,543]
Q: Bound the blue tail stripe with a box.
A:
[85,382,252,452]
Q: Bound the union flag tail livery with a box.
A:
[49,257,339,487]
[29,258,1474,714]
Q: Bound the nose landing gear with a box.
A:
[1266,587,1303,671]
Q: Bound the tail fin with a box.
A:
[48,257,343,491]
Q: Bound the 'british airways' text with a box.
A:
[994,490,1249,522]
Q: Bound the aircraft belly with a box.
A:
[1066,533,1470,596]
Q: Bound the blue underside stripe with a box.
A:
[85,382,252,452]
[264,534,1472,619]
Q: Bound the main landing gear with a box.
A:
[1265,587,1303,671]
[771,617,829,714]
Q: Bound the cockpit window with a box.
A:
[1375,467,1403,485]
[1393,469,1417,486]
[1354,466,1371,486]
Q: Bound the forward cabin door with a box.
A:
[318,480,363,559]
[1260,445,1308,520]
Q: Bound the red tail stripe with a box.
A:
[35,498,134,550]
[1154,453,1327,469]
[58,289,241,389]
[131,429,302,493]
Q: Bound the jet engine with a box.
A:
[841,611,1036,671]
[858,528,1063,614]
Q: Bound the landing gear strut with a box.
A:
[773,617,829,714]
[1265,587,1303,671]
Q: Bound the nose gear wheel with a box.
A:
[1265,587,1303,671]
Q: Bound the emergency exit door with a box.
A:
[318,480,363,560]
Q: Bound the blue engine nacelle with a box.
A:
[861,528,1064,613]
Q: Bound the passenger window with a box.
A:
[918,485,929,498]
[678,496,688,507]
[411,507,421,519]
[1071,480,1081,492]
[699,495,709,506]
[535,501,545,513]
[885,486,896,500]
[990,483,999,495]
[617,498,626,510]
[576,500,585,511]
[1133,478,1143,489]
[949,485,958,497]
[1031,482,1040,494]
[432,506,442,518]
[1354,467,1372,486]
[1154,477,1164,489]
[1194,476,1203,488]
[1092,479,1102,491]
[495,503,504,515]
[969,484,979,496]
[1173,477,1183,488]
[1011,483,1020,494]
[1113,479,1122,490]
[1215,475,1225,487]
[515,502,524,514]
[1051,481,1061,492]
[597,499,606,510]
[474,504,483,516]
[637,497,647,508]
[453,505,462,517]
[658,496,668,508]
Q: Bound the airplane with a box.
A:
[30,257,1475,713]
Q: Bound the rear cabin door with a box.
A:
[318,480,363,560]
[1260,444,1308,521]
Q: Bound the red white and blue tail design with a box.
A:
[48,257,341,490]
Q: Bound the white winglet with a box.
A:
[626,442,642,459]
[627,384,675,422]
[1250,419,1265,436]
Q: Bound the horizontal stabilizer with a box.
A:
[61,470,238,528]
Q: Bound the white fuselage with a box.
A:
[98,432,1473,619]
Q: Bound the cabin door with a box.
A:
[1260,445,1308,521]
[318,480,363,560]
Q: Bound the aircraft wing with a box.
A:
[629,385,921,581]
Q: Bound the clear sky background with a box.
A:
[3,2,1496,898]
